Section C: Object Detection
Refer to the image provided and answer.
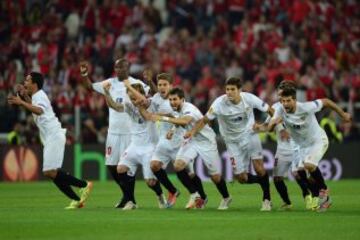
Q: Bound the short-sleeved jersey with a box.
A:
[206,92,269,142]
[179,102,216,143]
[150,93,183,144]
[268,102,298,154]
[92,76,149,135]
[124,98,158,145]
[32,90,63,143]
[273,99,326,147]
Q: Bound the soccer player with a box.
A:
[139,73,209,207]
[8,72,93,209]
[103,80,166,210]
[254,81,314,210]
[143,73,181,207]
[149,87,231,210]
[186,77,273,211]
[80,58,148,207]
[268,85,351,211]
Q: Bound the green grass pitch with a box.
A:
[1,179,360,240]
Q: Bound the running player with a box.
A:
[254,81,314,210]
[148,87,231,210]
[8,72,93,209]
[138,73,206,207]
[268,85,351,212]
[186,77,273,211]
[103,80,166,210]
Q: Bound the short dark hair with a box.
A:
[278,80,296,90]
[127,83,145,95]
[30,72,44,89]
[156,73,173,84]
[280,86,297,99]
[115,58,129,68]
[225,77,242,89]
[169,87,185,99]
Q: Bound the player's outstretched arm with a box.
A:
[103,83,124,112]
[158,115,193,126]
[79,61,94,90]
[184,116,210,139]
[123,79,148,103]
[267,117,283,132]
[321,98,352,122]
[267,106,275,117]
[8,95,43,115]
[253,122,268,133]
[254,105,276,133]
[143,68,157,95]
[138,107,158,121]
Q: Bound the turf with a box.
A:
[1,179,360,240]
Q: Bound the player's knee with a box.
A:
[173,160,186,172]
[146,179,157,187]
[292,171,299,179]
[237,173,248,183]
[253,160,265,176]
[273,176,283,182]
[210,174,221,183]
[150,161,162,172]
[188,172,195,178]
[304,162,316,172]
[43,170,57,179]
[117,165,128,174]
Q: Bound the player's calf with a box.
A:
[274,176,291,206]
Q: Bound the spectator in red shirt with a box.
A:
[315,51,337,86]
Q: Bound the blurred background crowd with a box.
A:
[1,0,360,145]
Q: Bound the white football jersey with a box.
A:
[268,102,298,154]
[31,90,63,143]
[179,102,216,144]
[206,92,269,142]
[124,99,158,145]
[151,93,174,135]
[150,93,184,146]
[92,76,149,135]
[273,99,327,147]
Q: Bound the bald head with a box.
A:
[114,58,129,81]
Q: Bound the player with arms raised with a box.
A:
[79,59,148,207]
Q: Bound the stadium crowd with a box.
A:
[1,0,360,144]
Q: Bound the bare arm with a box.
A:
[79,61,94,90]
[156,115,193,126]
[253,106,275,132]
[143,68,157,95]
[103,83,124,112]
[123,79,148,103]
[253,122,269,133]
[267,117,283,132]
[184,116,210,139]
[267,106,274,117]
[8,95,43,115]
[321,98,351,122]
[138,107,156,121]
